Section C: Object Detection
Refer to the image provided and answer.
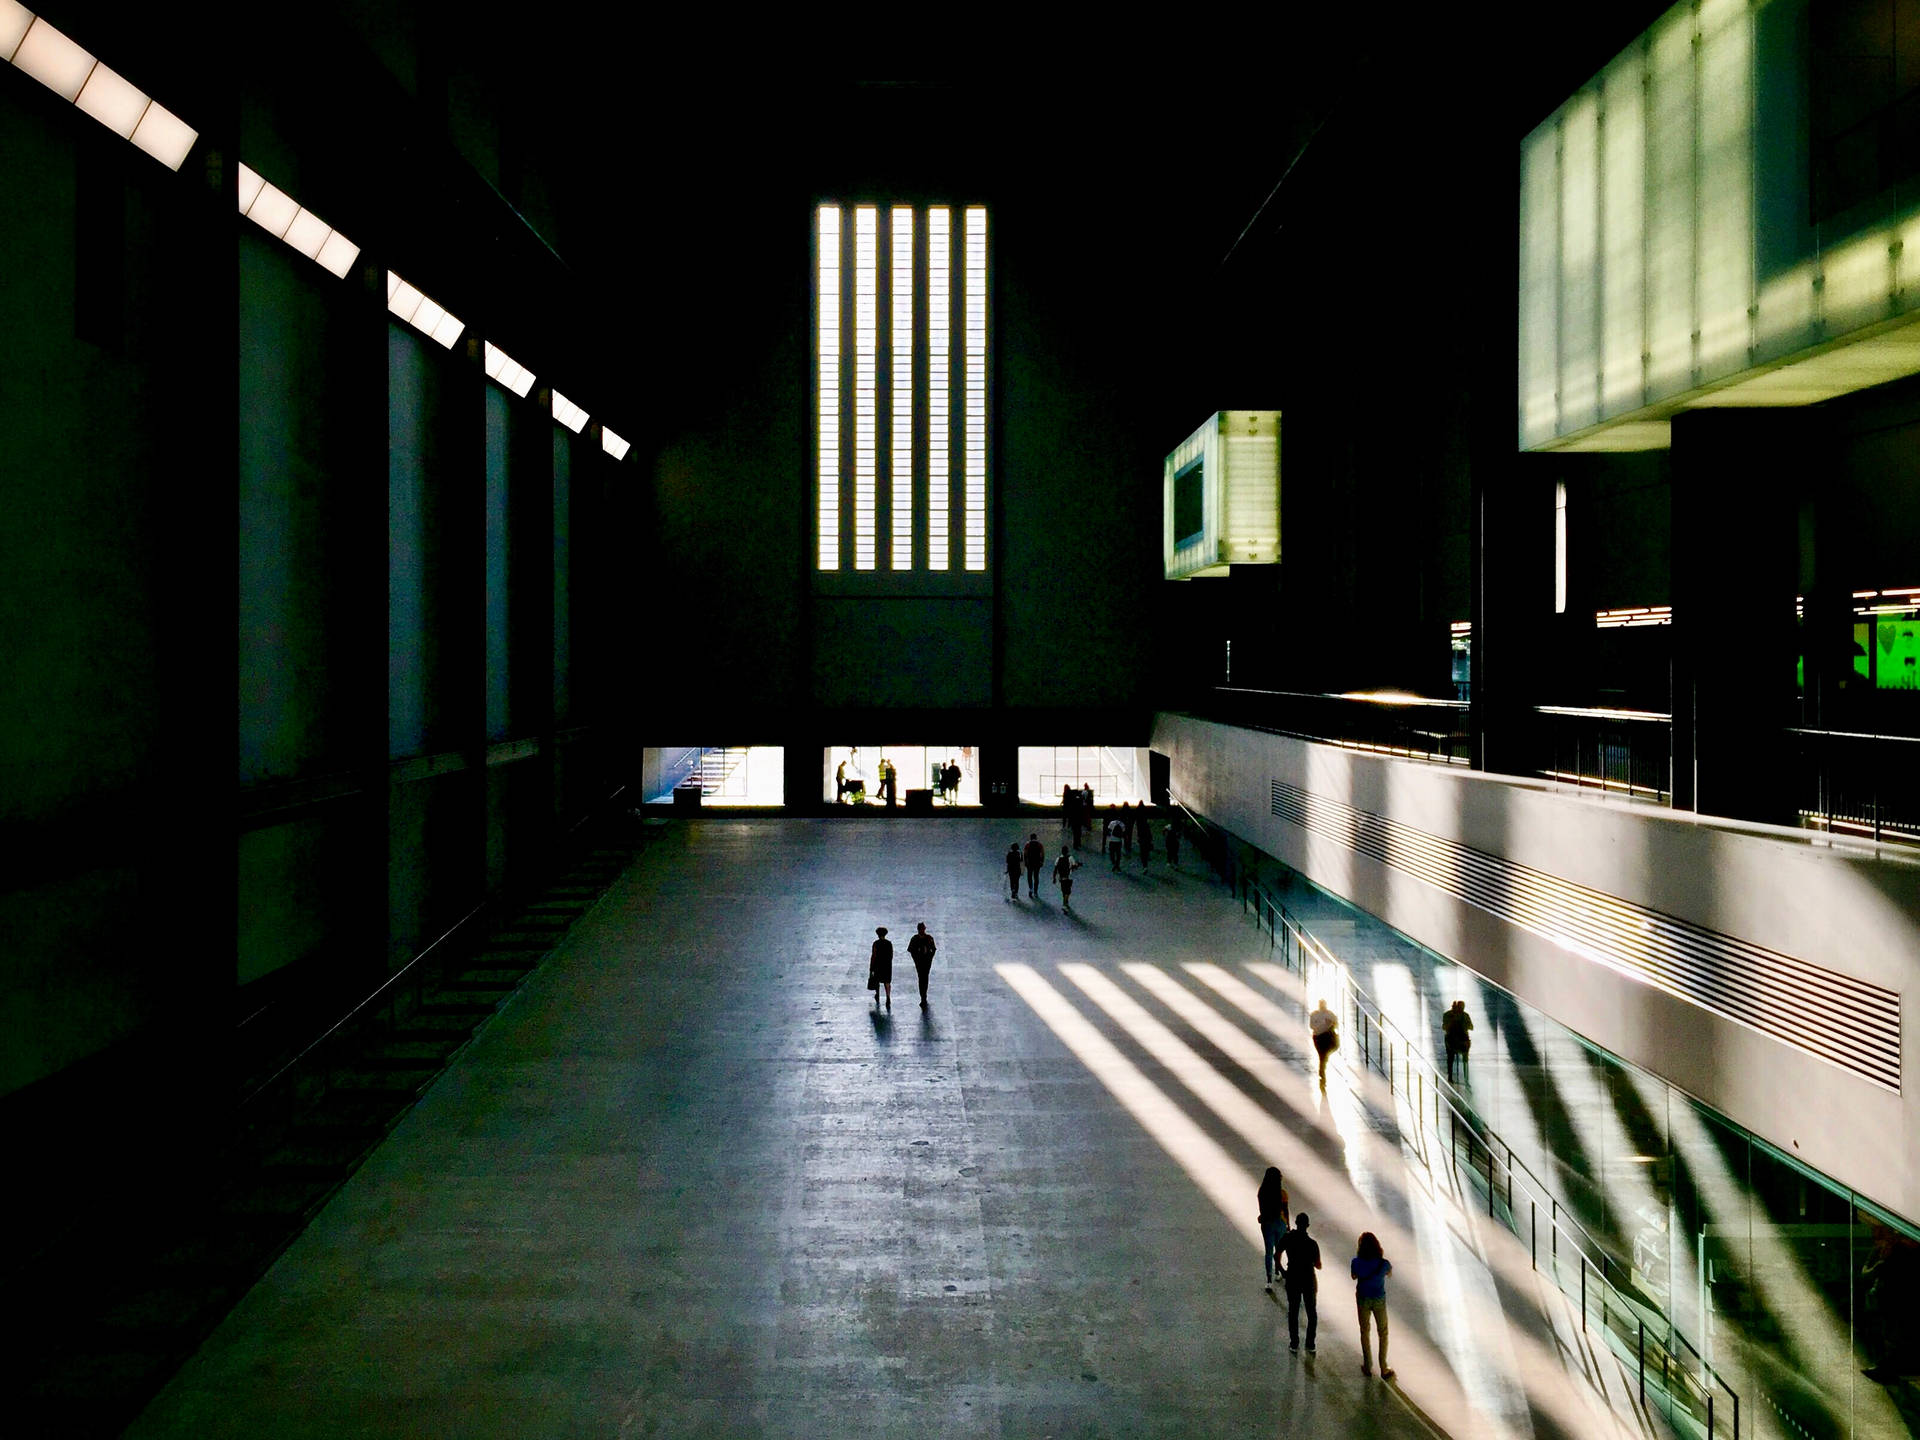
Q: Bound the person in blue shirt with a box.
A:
[1351,1231,1394,1379]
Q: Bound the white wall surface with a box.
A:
[1153,712,1920,1221]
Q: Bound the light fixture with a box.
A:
[483,341,536,398]
[0,2,33,61]
[550,390,588,434]
[384,270,463,349]
[11,16,91,100]
[73,60,143,136]
[237,163,361,280]
[6,12,198,170]
[600,426,630,461]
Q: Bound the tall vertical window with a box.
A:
[964,207,987,571]
[891,207,914,571]
[853,207,878,571]
[1554,480,1568,614]
[927,207,951,571]
[817,207,840,570]
[816,201,985,576]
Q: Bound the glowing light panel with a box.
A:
[927,207,950,571]
[601,427,631,461]
[817,206,840,570]
[128,99,193,169]
[12,18,92,100]
[551,390,588,434]
[483,341,536,398]
[891,206,913,570]
[854,206,877,571]
[963,207,987,570]
[385,271,463,348]
[0,3,33,62]
[73,61,146,137]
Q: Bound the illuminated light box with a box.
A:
[1520,0,1920,453]
[0,3,34,62]
[11,17,93,100]
[73,61,146,137]
[601,427,630,461]
[384,271,463,348]
[1162,410,1280,581]
[483,341,536,398]
[550,390,588,434]
[128,99,194,169]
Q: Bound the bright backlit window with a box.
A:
[928,207,951,571]
[891,206,914,571]
[854,207,878,570]
[817,206,841,571]
[816,201,987,576]
[964,207,987,571]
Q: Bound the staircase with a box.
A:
[696,746,749,798]
[9,821,650,1438]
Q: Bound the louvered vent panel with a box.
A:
[1270,779,1901,1091]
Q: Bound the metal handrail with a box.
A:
[1534,704,1673,723]
[1237,869,1741,1436]
[237,780,630,1110]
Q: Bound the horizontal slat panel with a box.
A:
[1271,779,1902,1092]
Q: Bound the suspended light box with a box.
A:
[1163,410,1280,580]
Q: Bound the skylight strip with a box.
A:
[483,340,536,398]
[964,207,987,571]
[550,390,588,434]
[891,207,914,570]
[854,207,877,571]
[384,270,462,348]
[601,427,631,461]
[7,14,197,169]
[927,207,950,571]
[818,205,841,571]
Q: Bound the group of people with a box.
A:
[1307,996,1474,1089]
[1258,1168,1397,1379]
[835,755,960,807]
[1005,833,1083,910]
[866,923,938,1009]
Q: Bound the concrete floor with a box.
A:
[131,818,1659,1439]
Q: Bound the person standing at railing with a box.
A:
[1257,1167,1291,1292]
[1351,1232,1394,1380]
[1442,999,1474,1082]
[1309,999,1339,1083]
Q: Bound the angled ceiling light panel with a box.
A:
[383,271,462,347]
[73,60,145,136]
[128,99,193,168]
[601,427,630,461]
[236,162,359,278]
[313,229,360,278]
[236,161,265,212]
[11,17,93,100]
[246,179,299,237]
[7,15,199,168]
[551,390,588,433]
[0,3,33,61]
[483,341,536,398]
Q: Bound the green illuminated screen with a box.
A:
[1876,616,1920,691]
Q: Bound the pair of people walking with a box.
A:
[866,923,937,1009]
[1258,1168,1395,1379]
[1006,834,1045,898]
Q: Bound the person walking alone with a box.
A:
[1309,998,1339,1084]
[1278,1212,1322,1352]
[1257,1167,1291,1291]
[1442,999,1474,1082]
[1106,815,1126,872]
[1053,847,1080,911]
[867,927,893,1010]
[1164,818,1181,869]
[1023,833,1046,899]
[1120,802,1134,856]
[907,922,936,1008]
[1352,1232,1394,1379]
[1004,843,1024,901]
